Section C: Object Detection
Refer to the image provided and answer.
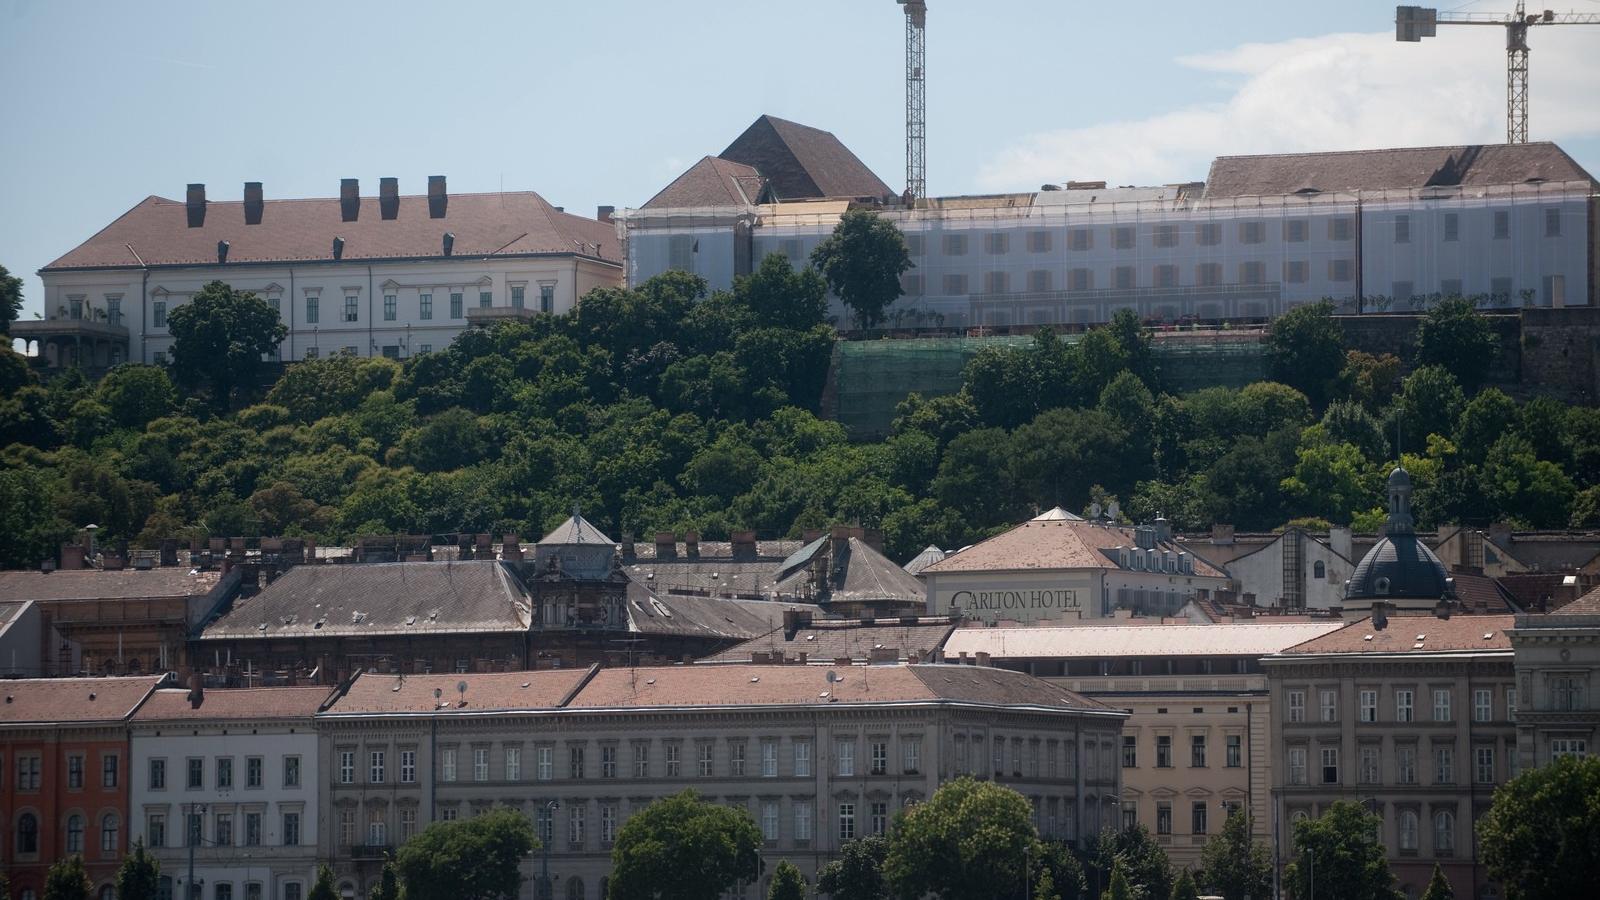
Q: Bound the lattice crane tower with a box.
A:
[899,1,927,201]
[1397,3,1600,144]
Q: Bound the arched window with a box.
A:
[1313,561,1326,579]
[18,812,39,853]
[1399,810,1419,849]
[100,886,116,900]
[565,878,584,900]
[101,813,120,853]
[1374,577,1391,595]
[1434,810,1455,854]
[68,814,85,852]
[1291,810,1310,825]
[158,877,174,900]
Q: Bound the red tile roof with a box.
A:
[1552,587,1600,616]
[0,676,165,724]
[43,190,620,271]
[642,157,766,209]
[1279,614,1515,655]
[133,686,334,721]
[323,669,593,716]
[923,520,1227,578]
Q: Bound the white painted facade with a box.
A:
[924,560,1232,625]
[1224,528,1355,612]
[130,714,322,900]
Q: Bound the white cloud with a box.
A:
[977,28,1600,190]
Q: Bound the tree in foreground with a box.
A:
[165,279,286,405]
[367,861,401,900]
[0,263,22,333]
[1283,801,1398,900]
[1197,809,1272,900]
[1033,869,1060,900]
[1414,295,1497,390]
[1090,826,1172,900]
[44,855,93,900]
[1104,864,1133,900]
[308,865,338,900]
[1419,864,1453,900]
[1478,754,1600,900]
[608,789,762,900]
[396,806,536,900]
[1266,300,1345,407]
[809,209,911,329]
[816,834,888,900]
[1169,869,1199,900]
[768,860,807,900]
[883,776,1040,899]
[116,840,163,900]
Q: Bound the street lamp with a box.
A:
[541,799,560,900]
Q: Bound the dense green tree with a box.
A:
[1169,870,1199,900]
[308,865,338,900]
[165,280,287,405]
[1196,810,1272,900]
[1034,868,1061,900]
[1321,400,1387,460]
[1281,440,1377,525]
[1104,865,1133,900]
[768,860,807,900]
[1478,755,1600,900]
[0,263,22,333]
[394,807,536,900]
[883,777,1042,900]
[932,428,1024,528]
[1415,295,1497,390]
[809,209,912,329]
[1090,826,1172,900]
[1388,366,1465,453]
[1283,801,1398,900]
[115,840,162,900]
[1419,865,1452,900]
[95,363,178,430]
[367,862,401,900]
[738,253,830,331]
[1337,350,1401,412]
[608,790,762,900]
[1267,300,1345,406]
[43,855,93,900]
[1482,434,1575,528]
[0,345,34,394]
[1453,388,1519,465]
[816,835,889,900]
[265,355,401,422]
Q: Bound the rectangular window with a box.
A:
[1028,230,1052,253]
[511,285,526,309]
[1544,274,1567,307]
[761,801,779,842]
[1226,735,1242,768]
[537,746,553,781]
[665,744,681,777]
[1196,262,1222,286]
[504,747,520,781]
[153,300,167,328]
[901,273,924,296]
[1397,746,1417,784]
[418,293,432,320]
[1395,215,1411,244]
[838,803,855,841]
[941,273,968,295]
[1329,217,1354,241]
[68,754,84,789]
[1156,735,1172,768]
[1153,224,1179,248]
[730,742,747,777]
[601,745,616,778]
[338,810,355,848]
[1546,207,1562,237]
[440,808,458,822]
[1474,689,1493,722]
[871,801,888,836]
[1320,689,1338,722]
[943,233,968,255]
[450,292,464,318]
[762,741,779,777]
[1156,802,1172,835]
[1476,746,1495,783]
[984,271,1008,294]
[216,813,233,848]
[370,751,386,784]
[1113,266,1135,290]
[1026,269,1050,292]
[440,748,457,782]
[568,805,585,849]
[1068,268,1093,291]
[906,234,925,256]
[794,740,811,777]
[245,813,262,846]
[102,753,118,788]
[1240,261,1266,285]
[1190,735,1207,768]
[1288,747,1307,785]
[540,284,555,313]
[282,812,300,847]
[69,296,83,320]
[697,742,713,777]
[148,813,166,848]
[903,737,921,774]
[1288,690,1306,723]
[1121,736,1137,768]
[601,803,617,846]
[338,752,354,785]
[474,748,489,782]
[344,295,359,323]
[187,812,203,847]
[186,758,203,789]
[1197,222,1222,246]
[418,343,431,354]
[1113,226,1136,250]
[1360,690,1377,723]
[1494,210,1511,239]
[985,232,1009,254]
[1285,219,1308,243]
[795,801,812,842]
[1435,746,1455,784]
[383,294,397,321]
[478,290,492,309]
[1396,690,1414,723]
[634,743,649,778]
[303,295,319,324]
[400,808,416,842]
[1507,687,1518,715]
[870,742,888,776]
[1154,264,1178,288]
[1240,220,1265,244]
[1321,747,1339,784]
[1443,213,1460,242]
[1191,801,1208,835]
[1329,258,1354,282]
[241,755,260,789]
[1285,260,1309,284]
[1360,746,1381,784]
[1551,738,1587,759]
[1434,689,1452,722]
[836,739,855,777]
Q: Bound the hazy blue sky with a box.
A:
[4,0,1598,321]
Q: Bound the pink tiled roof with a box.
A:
[323,669,592,716]
[134,686,334,721]
[0,676,164,724]
[924,520,1227,578]
[1280,615,1515,655]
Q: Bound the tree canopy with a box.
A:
[607,790,763,900]
[1414,296,1497,390]
[165,280,286,405]
[816,835,889,900]
[1267,300,1345,406]
[768,860,807,900]
[1478,754,1600,900]
[394,806,537,900]
[0,263,22,334]
[883,777,1042,900]
[43,856,93,900]
[1089,826,1172,900]
[1197,809,1271,900]
[1283,801,1399,900]
[809,209,911,329]
[116,840,163,900]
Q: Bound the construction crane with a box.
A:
[898,1,927,202]
[1396,3,1600,144]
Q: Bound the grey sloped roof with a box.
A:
[538,514,615,547]
[1204,142,1595,198]
[721,115,893,201]
[700,617,958,664]
[903,546,946,576]
[1346,534,1452,602]
[623,581,813,641]
[776,537,926,609]
[199,560,531,640]
[626,560,784,599]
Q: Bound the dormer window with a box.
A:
[1374,577,1391,595]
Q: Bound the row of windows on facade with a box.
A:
[1283,741,1524,787]
[142,808,301,850]
[151,879,294,900]
[9,810,120,856]
[1287,805,1465,857]
[951,736,1105,782]
[1130,798,1247,838]
[899,265,1558,300]
[146,754,301,792]
[1283,685,1520,724]
[6,751,120,791]
[146,284,556,329]
[1119,732,1245,768]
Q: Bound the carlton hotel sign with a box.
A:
[927,572,1098,625]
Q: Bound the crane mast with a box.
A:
[900,1,927,202]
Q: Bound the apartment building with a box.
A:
[947,620,1343,870]
[1264,613,1518,900]
[316,663,1125,900]
[18,178,621,369]
[1509,589,1600,767]
[129,684,332,900]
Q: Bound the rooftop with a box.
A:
[624,584,804,641]
[1204,142,1596,198]
[699,616,959,665]
[944,621,1346,659]
[0,567,223,602]
[642,156,767,210]
[719,115,892,201]
[0,676,165,725]
[538,512,615,547]
[322,669,593,716]
[923,519,1227,578]
[133,685,333,721]
[1278,614,1515,656]
[1551,587,1600,616]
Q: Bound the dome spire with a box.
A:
[1386,466,1415,535]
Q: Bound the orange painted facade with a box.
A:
[0,728,130,898]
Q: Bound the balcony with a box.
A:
[12,317,131,370]
[350,844,393,860]
[465,305,542,325]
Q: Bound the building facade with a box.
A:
[1264,614,1518,900]
[0,676,164,900]
[1509,590,1600,768]
[129,685,331,900]
[316,663,1125,900]
[19,179,621,369]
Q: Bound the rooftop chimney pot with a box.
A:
[340,178,360,222]
[185,183,207,227]
[428,175,448,218]
[379,177,399,220]
[243,182,263,225]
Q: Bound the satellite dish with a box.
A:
[433,688,443,699]
[1088,502,1103,519]
[1107,500,1121,521]
[457,681,468,695]
[825,670,839,684]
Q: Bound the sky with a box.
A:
[3,0,1598,324]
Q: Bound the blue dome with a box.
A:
[1346,532,1451,601]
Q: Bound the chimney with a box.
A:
[831,524,852,542]
[654,532,677,561]
[216,240,230,264]
[869,647,898,665]
[340,178,360,222]
[379,177,399,220]
[1372,600,1391,631]
[185,183,207,227]
[684,531,700,559]
[731,530,757,561]
[332,236,345,260]
[974,651,992,667]
[783,608,804,639]
[1211,523,1235,544]
[442,232,455,257]
[1489,522,1512,548]
[597,205,615,223]
[501,534,522,563]
[1154,516,1172,543]
[620,532,636,562]
[1330,525,1353,562]
[187,673,204,709]
[428,175,448,218]
[244,182,263,224]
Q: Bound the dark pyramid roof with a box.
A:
[720,115,893,201]
[641,156,767,210]
[1204,142,1596,198]
[539,513,615,547]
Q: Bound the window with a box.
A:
[1394,215,1411,244]
[1433,689,1452,722]
[794,740,811,777]
[1474,689,1493,722]
[1154,264,1178,288]
[153,300,167,328]
[540,284,555,313]
[479,290,492,309]
[1360,690,1378,723]
[245,813,261,846]
[418,343,431,354]
[1545,207,1562,237]
[439,808,457,822]
[1156,802,1172,835]
[568,806,585,848]
[148,813,167,847]
[473,748,489,782]
[1443,213,1460,242]
[1280,746,1305,781]
[1191,802,1208,835]
[758,740,778,777]
[601,803,617,846]
[871,801,888,836]
[1494,210,1510,239]
[634,743,649,777]
[1190,735,1207,768]
[1435,746,1455,784]
[216,812,232,847]
[601,745,617,778]
[511,285,526,310]
[1360,746,1380,784]
[1475,746,1495,783]
[838,803,855,841]
[1551,738,1588,759]
[1068,229,1093,251]
[1068,268,1093,291]
[1026,269,1051,292]
[1434,810,1455,855]
[182,757,202,789]
[338,751,354,784]
[284,885,303,900]
[870,742,887,776]
[1226,734,1242,768]
[69,296,84,320]
[985,232,1010,254]
[941,273,968,295]
[1329,217,1354,241]
[1122,805,1138,832]
[1396,690,1414,722]
[535,806,553,845]
[68,754,85,789]
[101,813,119,852]
[186,811,202,847]
[795,800,813,842]
[984,271,1008,294]
[1239,261,1265,285]
[67,814,84,852]
[17,753,40,790]
[400,808,416,841]
[1397,745,1417,784]
[343,295,359,322]
[1329,258,1354,282]
[665,744,681,777]
[281,812,300,847]
[668,235,694,270]
[943,233,968,255]
[441,748,458,782]
[1196,262,1222,286]
[1197,222,1222,246]
[1121,736,1137,768]
[450,292,464,318]
[697,742,713,777]
[1153,224,1179,248]
[17,812,38,853]
[1113,266,1135,290]
[1113,226,1136,250]
[1507,687,1518,714]
[1156,735,1172,768]
[401,750,416,783]
[216,886,232,900]
[339,809,355,848]
[1028,230,1052,253]
[1239,220,1265,244]
[417,292,432,320]
[1284,260,1309,284]
[1285,219,1308,243]
[1287,690,1306,723]
[1320,689,1338,722]
[1552,675,1584,711]
[535,745,555,780]
[1321,747,1339,784]
[383,294,397,321]
[836,740,855,777]
[761,801,779,842]
[1400,810,1419,850]
[731,742,747,776]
